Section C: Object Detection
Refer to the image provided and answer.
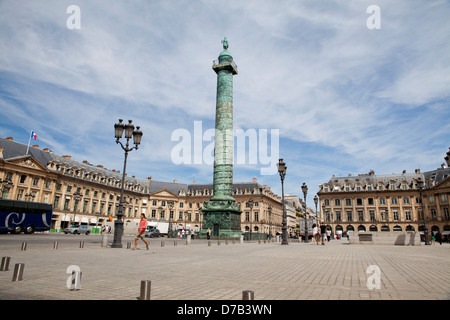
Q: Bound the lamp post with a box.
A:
[302,182,308,243]
[111,119,143,248]
[277,159,288,245]
[268,205,272,240]
[417,178,430,245]
[314,195,318,226]
[247,198,254,240]
[168,201,174,238]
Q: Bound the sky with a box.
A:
[0,0,449,208]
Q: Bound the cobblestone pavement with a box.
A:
[0,236,449,300]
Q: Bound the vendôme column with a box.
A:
[200,38,242,239]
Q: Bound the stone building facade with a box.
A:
[317,149,450,238]
[0,137,284,236]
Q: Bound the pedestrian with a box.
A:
[191,229,195,240]
[326,229,331,242]
[320,223,327,245]
[312,224,318,245]
[206,228,211,240]
[435,231,442,245]
[177,230,181,239]
[133,214,149,250]
[431,232,435,245]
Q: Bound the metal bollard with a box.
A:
[174,240,177,246]
[79,241,84,248]
[1,257,11,271]
[21,242,27,251]
[53,241,58,249]
[127,242,131,249]
[218,240,221,246]
[225,240,228,245]
[242,290,254,300]
[101,234,108,247]
[140,280,151,300]
[208,241,211,246]
[161,241,165,247]
[12,263,25,282]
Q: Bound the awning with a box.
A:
[90,217,98,224]
[81,217,89,223]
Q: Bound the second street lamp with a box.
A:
[277,159,288,245]
[111,119,143,249]
[302,182,308,243]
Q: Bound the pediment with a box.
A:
[434,176,450,189]
[149,189,178,198]
[5,155,49,172]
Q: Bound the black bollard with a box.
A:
[242,290,254,300]
[140,280,151,300]
[12,263,25,282]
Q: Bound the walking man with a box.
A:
[134,214,149,250]
[320,222,327,245]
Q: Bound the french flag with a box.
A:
[31,131,37,140]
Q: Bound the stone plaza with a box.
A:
[0,234,449,300]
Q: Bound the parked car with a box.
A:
[145,228,161,238]
[64,225,91,235]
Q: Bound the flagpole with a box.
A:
[26,130,32,155]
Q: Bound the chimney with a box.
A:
[147,176,152,180]
[132,176,136,179]
[445,147,450,167]
[252,177,257,183]
[63,155,71,159]
[32,144,39,149]
[96,165,104,169]
[5,137,13,141]
[174,179,178,183]
[415,169,420,173]
[402,170,406,174]
[43,148,51,152]
[193,180,196,184]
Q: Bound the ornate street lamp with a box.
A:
[111,119,143,248]
[73,190,82,226]
[302,182,308,243]
[417,178,430,245]
[168,200,174,238]
[277,159,288,245]
[268,205,273,240]
[314,195,318,226]
[247,198,254,240]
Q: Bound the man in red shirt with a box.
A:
[134,213,149,250]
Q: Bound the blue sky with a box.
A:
[0,0,449,208]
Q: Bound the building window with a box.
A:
[403,197,410,204]
[170,211,174,219]
[381,210,387,221]
[335,199,340,206]
[392,197,398,205]
[380,198,386,205]
[324,199,330,206]
[54,196,60,209]
[444,208,449,221]
[358,210,364,221]
[368,198,374,205]
[160,210,165,220]
[441,194,448,203]
[245,212,250,221]
[405,210,411,221]
[367,184,373,191]
[152,200,157,206]
[357,198,363,206]
[393,210,399,221]
[369,210,375,221]
[345,199,351,206]
[254,211,259,222]
[152,210,156,218]
[431,209,437,220]
[429,196,435,204]
[336,210,341,222]
[20,175,27,184]
[345,185,350,192]
[180,202,184,208]
[347,210,353,221]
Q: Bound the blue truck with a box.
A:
[0,199,53,234]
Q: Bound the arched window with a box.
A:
[393,225,402,232]
[369,225,378,232]
[358,225,366,232]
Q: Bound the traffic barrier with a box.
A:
[12,263,25,282]
[161,241,165,247]
[53,241,58,249]
[79,241,84,248]
[21,242,27,251]
[208,241,211,246]
[140,280,151,300]
[1,257,11,271]
[242,290,254,300]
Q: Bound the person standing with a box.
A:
[326,228,331,242]
[320,223,327,245]
[312,224,318,245]
[206,228,211,240]
[134,214,149,250]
